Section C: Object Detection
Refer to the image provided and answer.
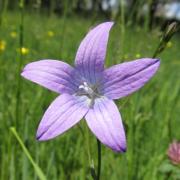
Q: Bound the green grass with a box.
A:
[0,11,180,180]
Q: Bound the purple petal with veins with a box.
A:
[85,97,126,152]
[21,60,81,94]
[75,22,114,83]
[37,94,89,141]
[101,58,160,99]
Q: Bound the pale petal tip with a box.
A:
[121,145,127,153]
[36,132,43,141]
[21,66,28,77]
[21,70,25,77]
[93,21,114,31]
[152,58,161,71]
[115,143,127,153]
[21,71,31,81]
[155,58,160,66]
[36,135,42,141]
[36,131,47,141]
[143,58,160,66]
[37,130,73,142]
[103,21,114,29]
[36,126,47,141]
[153,58,160,64]
[36,136,46,141]
[105,21,114,26]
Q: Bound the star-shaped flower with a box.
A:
[21,22,160,152]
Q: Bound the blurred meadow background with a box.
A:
[0,0,180,179]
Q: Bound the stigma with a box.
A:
[77,82,100,106]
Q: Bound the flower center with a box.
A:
[78,82,99,98]
[77,82,100,107]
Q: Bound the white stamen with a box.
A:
[77,81,101,107]
[79,85,85,89]
[78,81,99,99]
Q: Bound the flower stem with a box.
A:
[96,139,101,180]
[84,122,102,180]
[83,121,96,179]
[15,0,24,127]
[86,127,92,168]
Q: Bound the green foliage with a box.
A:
[0,11,179,180]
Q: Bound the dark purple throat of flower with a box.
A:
[21,21,160,153]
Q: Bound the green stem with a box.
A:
[84,121,91,167]
[59,0,68,57]
[96,139,101,180]
[152,40,162,58]
[10,127,46,180]
[84,123,102,180]
[0,0,9,27]
[83,121,96,179]
[15,0,24,127]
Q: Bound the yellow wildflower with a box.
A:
[20,47,29,55]
[0,40,6,51]
[47,31,54,37]
[135,53,141,58]
[10,31,17,38]
[166,41,173,48]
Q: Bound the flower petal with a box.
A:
[37,94,89,141]
[75,22,114,83]
[101,58,160,99]
[21,60,81,94]
[85,97,126,152]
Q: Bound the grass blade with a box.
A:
[10,127,46,180]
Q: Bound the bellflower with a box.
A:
[21,22,160,152]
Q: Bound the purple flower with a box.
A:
[21,22,160,152]
[167,141,180,165]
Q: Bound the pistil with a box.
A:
[77,82,100,106]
